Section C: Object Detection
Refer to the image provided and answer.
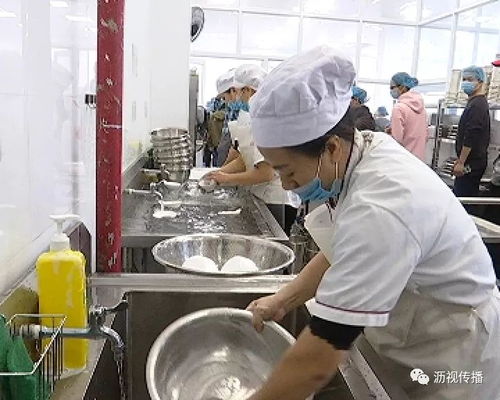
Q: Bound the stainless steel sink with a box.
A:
[83,274,407,400]
[122,181,288,249]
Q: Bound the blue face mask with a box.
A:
[229,100,249,112]
[390,88,400,99]
[461,81,477,96]
[292,156,343,203]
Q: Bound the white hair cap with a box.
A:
[216,69,242,95]
[250,46,356,148]
[234,64,267,90]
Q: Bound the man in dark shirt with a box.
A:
[453,65,490,201]
[351,85,376,131]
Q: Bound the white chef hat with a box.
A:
[234,64,267,90]
[250,46,356,148]
[216,68,242,96]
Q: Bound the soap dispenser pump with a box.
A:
[49,214,78,251]
[37,214,88,374]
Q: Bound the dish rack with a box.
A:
[0,314,66,400]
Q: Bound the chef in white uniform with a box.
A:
[246,46,500,400]
[207,64,300,234]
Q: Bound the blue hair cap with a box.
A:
[391,72,419,89]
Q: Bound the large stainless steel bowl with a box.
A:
[152,234,295,276]
[146,308,297,400]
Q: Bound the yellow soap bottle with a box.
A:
[37,214,88,375]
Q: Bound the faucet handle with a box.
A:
[89,300,128,326]
[103,300,129,315]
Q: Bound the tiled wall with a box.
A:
[0,0,191,295]
[122,0,190,170]
[0,0,97,295]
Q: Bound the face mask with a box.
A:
[390,88,400,99]
[461,81,477,96]
[231,100,249,112]
[292,155,342,203]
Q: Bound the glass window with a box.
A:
[476,33,499,66]
[302,18,358,62]
[192,0,239,9]
[418,28,451,80]
[457,8,477,29]
[240,0,300,13]
[453,30,475,68]
[361,0,419,23]
[358,83,395,116]
[421,0,456,20]
[191,10,238,54]
[422,15,453,29]
[459,0,485,7]
[302,0,359,18]
[359,24,415,80]
[476,1,500,30]
[241,13,299,57]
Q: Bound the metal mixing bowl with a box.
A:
[146,308,296,400]
[152,234,295,276]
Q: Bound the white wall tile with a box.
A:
[150,0,190,131]
[0,0,97,295]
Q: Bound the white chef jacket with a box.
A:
[307,131,496,327]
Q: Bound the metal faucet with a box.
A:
[21,300,128,362]
[124,184,163,202]
[148,182,164,201]
[141,164,170,181]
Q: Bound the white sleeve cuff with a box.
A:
[308,298,389,327]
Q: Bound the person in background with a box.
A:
[374,106,390,132]
[203,72,234,167]
[453,66,491,205]
[214,69,244,167]
[350,85,375,131]
[206,64,300,234]
[388,72,428,161]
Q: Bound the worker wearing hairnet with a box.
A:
[388,72,428,160]
[206,64,300,234]
[245,46,500,400]
[453,66,491,205]
[374,106,390,132]
[350,85,375,131]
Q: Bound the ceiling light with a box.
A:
[0,8,16,18]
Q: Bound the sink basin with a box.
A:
[146,308,298,400]
[83,286,355,400]
[80,274,409,400]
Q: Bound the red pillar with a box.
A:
[96,0,124,272]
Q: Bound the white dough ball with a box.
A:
[182,256,219,272]
[222,256,258,273]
